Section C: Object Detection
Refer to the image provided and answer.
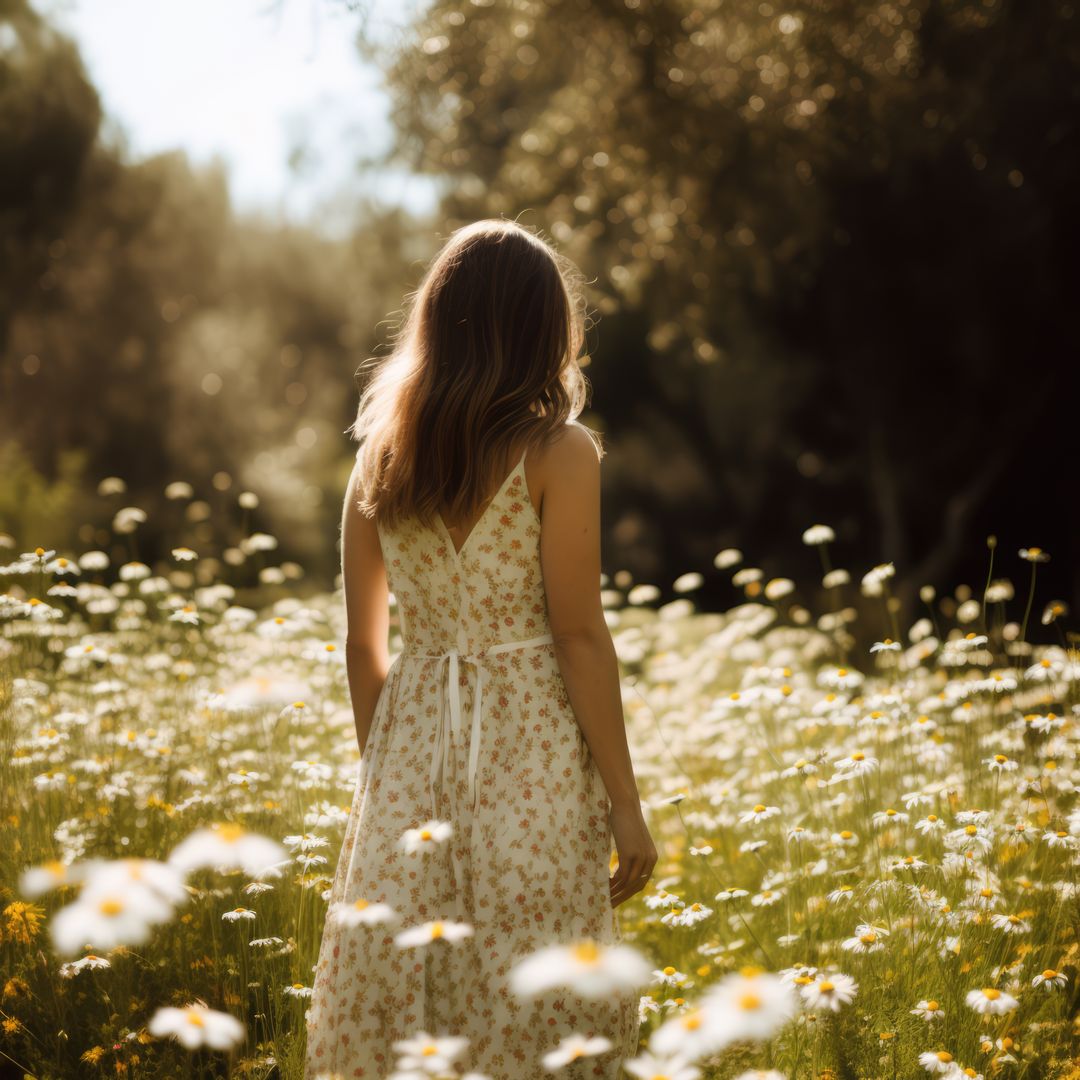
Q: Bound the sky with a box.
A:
[38,0,440,234]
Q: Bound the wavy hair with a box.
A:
[349,218,601,530]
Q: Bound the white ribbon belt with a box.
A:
[410,632,555,818]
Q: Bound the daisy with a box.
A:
[168,822,287,878]
[833,751,876,777]
[400,820,453,855]
[662,902,713,928]
[911,999,944,1021]
[19,858,93,898]
[652,966,690,988]
[918,1050,957,1074]
[51,888,172,957]
[890,854,928,872]
[1031,968,1067,990]
[1041,829,1076,849]
[623,1050,701,1080]
[148,1003,245,1051]
[541,1033,613,1069]
[58,953,112,978]
[914,814,947,835]
[780,758,818,778]
[841,924,888,954]
[392,1032,469,1073]
[750,888,783,907]
[509,938,650,999]
[965,987,1018,1015]
[826,885,857,903]
[802,524,835,545]
[331,897,398,928]
[989,913,1030,935]
[873,808,909,827]
[394,920,474,948]
[700,968,798,1043]
[870,638,902,653]
[222,907,256,922]
[798,972,858,1012]
[739,803,781,825]
[984,754,1017,773]
[714,887,749,902]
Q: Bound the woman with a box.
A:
[305,218,656,1079]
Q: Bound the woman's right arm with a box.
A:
[537,423,656,907]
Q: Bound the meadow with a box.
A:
[0,485,1077,1080]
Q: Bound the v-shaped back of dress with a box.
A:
[375,444,551,658]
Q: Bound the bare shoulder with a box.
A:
[536,420,602,476]
[531,421,602,520]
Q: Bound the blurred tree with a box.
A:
[357,0,1079,618]
[0,0,421,583]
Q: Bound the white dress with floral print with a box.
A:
[304,444,640,1079]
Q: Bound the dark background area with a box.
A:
[1,0,1076,636]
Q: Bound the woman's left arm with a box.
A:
[341,462,390,756]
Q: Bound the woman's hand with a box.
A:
[608,800,657,908]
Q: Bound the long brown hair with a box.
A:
[350,218,602,530]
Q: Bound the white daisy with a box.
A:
[509,938,650,999]
[148,1002,246,1051]
[394,920,474,948]
[965,987,1018,1015]
[331,897,398,928]
[798,972,857,1012]
[400,820,453,855]
[541,1033,613,1069]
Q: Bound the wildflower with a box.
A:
[662,902,713,928]
[394,920,474,948]
[508,937,650,998]
[400,820,453,855]
[984,754,1017,773]
[652,966,689,987]
[750,888,783,907]
[911,999,944,1021]
[51,889,171,956]
[919,1050,956,1074]
[168,823,287,878]
[830,830,859,848]
[714,887,749,902]
[542,1033,614,1069]
[699,967,798,1042]
[148,1003,245,1051]
[830,749,878,780]
[965,987,1018,1015]
[873,808,909,827]
[870,638,901,653]
[1018,547,1049,563]
[330,897,397,928]
[826,885,857,904]
[222,907,256,922]
[283,983,312,998]
[890,854,928,871]
[623,1051,701,1080]
[739,803,780,825]
[392,1032,468,1073]
[841,924,888,954]
[798,972,857,1012]
[58,953,112,978]
[1031,968,1067,990]
[989,913,1030,935]
[802,524,835,545]
[1041,829,1076,850]
[914,814,946,835]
